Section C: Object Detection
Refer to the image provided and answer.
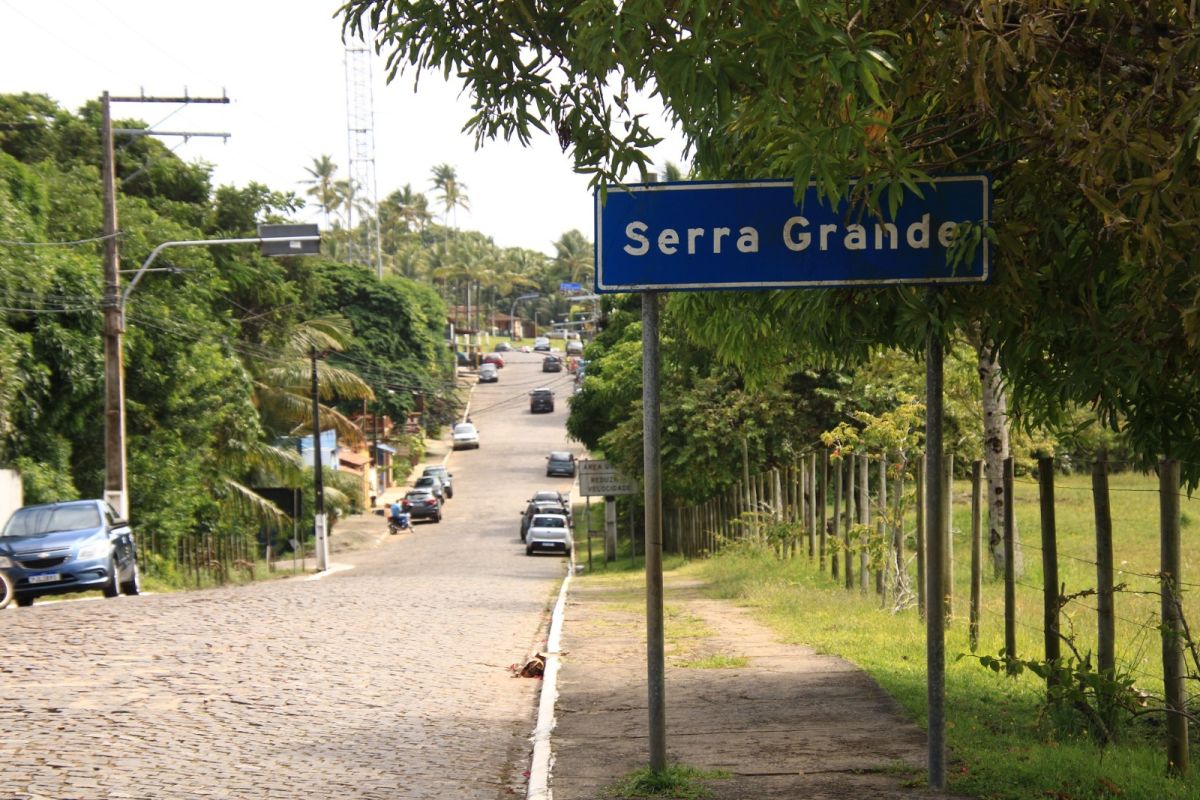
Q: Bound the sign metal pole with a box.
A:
[643,289,667,772]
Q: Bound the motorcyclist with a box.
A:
[389,499,404,531]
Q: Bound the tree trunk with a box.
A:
[979,341,1023,578]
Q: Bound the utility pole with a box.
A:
[311,349,329,571]
[100,90,229,519]
[100,92,125,518]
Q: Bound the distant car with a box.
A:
[0,499,140,607]
[546,450,577,477]
[531,489,570,506]
[402,489,442,523]
[452,422,480,450]
[421,465,453,499]
[413,474,447,502]
[494,341,512,352]
[529,388,555,413]
[525,513,572,556]
[482,352,505,368]
[520,500,572,540]
[566,332,581,341]
[533,337,551,352]
[542,356,563,373]
[566,340,584,355]
[478,363,499,383]
[455,351,469,366]
[520,345,532,353]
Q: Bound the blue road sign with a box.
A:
[594,178,989,292]
[560,282,583,292]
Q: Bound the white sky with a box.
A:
[0,0,687,255]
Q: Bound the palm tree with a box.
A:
[553,229,594,286]
[249,316,374,444]
[384,184,434,233]
[430,163,470,228]
[302,155,341,229]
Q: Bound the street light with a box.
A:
[509,293,539,340]
[105,225,320,519]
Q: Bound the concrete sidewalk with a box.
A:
[549,574,968,800]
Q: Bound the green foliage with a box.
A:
[605,764,730,800]
[11,437,77,504]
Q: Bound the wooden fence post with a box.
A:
[942,454,954,623]
[1037,456,1060,693]
[916,458,926,620]
[859,453,870,593]
[877,455,887,598]
[1003,456,1017,672]
[893,460,905,603]
[832,456,842,580]
[1160,457,1189,776]
[809,452,818,560]
[970,460,983,652]
[846,455,856,590]
[1092,452,1115,680]
[819,450,828,571]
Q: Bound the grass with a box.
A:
[604,764,730,799]
[676,652,749,669]
[571,470,1200,798]
[691,471,1200,799]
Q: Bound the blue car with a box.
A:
[0,499,140,607]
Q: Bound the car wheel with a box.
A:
[435,512,442,523]
[120,561,141,596]
[526,547,533,556]
[15,595,34,607]
[102,558,120,598]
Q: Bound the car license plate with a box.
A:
[28,573,61,584]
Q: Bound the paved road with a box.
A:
[0,349,581,800]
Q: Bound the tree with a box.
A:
[429,163,469,227]
[343,2,1200,482]
[301,155,340,229]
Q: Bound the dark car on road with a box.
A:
[494,341,512,352]
[542,356,563,373]
[421,465,453,499]
[413,475,447,502]
[401,489,442,523]
[529,388,555,413]
[520,499,573,540]
[0,499,140,607]
[546,450,576,477]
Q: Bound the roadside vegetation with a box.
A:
[0,93,595,589]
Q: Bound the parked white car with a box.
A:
[478,363,499,382]
[525,513,572,556]
[452,422,480,450]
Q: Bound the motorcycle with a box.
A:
[388,511,411,534]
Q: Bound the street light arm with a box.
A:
[121,235,321,307]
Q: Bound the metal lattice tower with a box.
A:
[344,42,384,278]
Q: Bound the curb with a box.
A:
[527,556,574,800]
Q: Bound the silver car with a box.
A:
[525,513,572,556]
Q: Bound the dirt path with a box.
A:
[550,574,971,799]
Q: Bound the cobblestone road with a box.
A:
[0,352,582,800]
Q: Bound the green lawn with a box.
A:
[692,469,1200,800]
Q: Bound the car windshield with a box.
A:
[406,491,432,500]
[454,424,476,434]
[532,516,566,528]
[549,452,571,461]
[415,476,437,486]
[2,504,101,537]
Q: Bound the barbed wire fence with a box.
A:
[663,449,1198,773]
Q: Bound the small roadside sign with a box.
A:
[579,459,636,496]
